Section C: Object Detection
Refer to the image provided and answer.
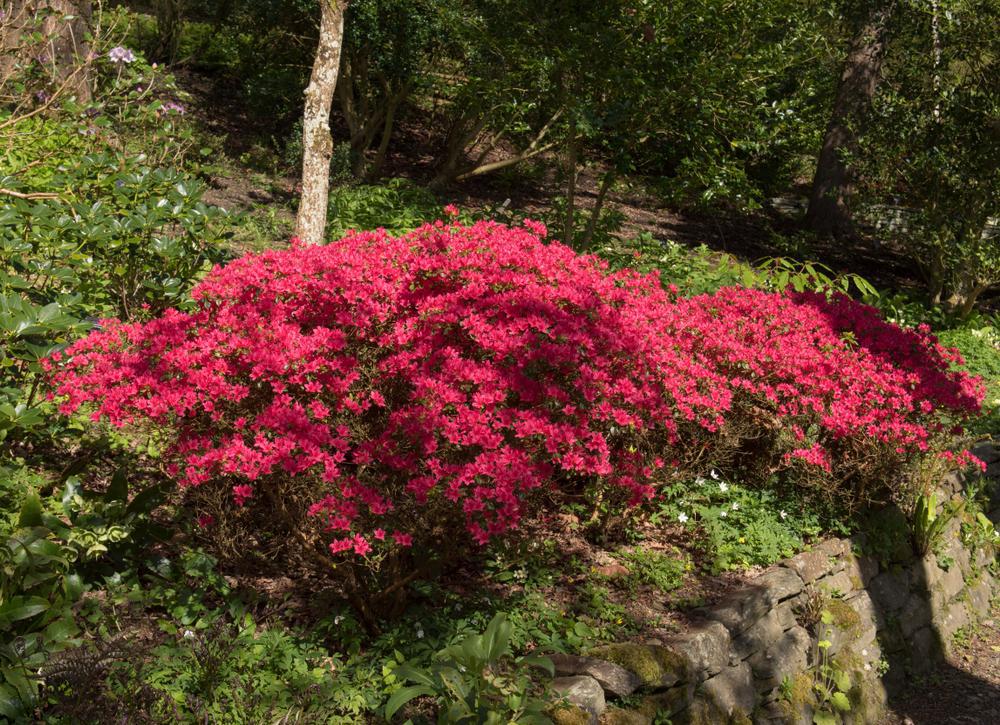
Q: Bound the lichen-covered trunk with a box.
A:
[805,3,894,239]
[295,0,346,246]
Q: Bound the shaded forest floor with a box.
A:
[178,67,940,305]
[881,600,1000,724]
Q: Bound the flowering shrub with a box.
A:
[48,220,983,572]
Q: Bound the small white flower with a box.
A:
[710,470,720,480]
[182,629,195,639]
[864,663,872,672]
[861,649,868,657]
[334,615,344,625]
[678,512,689,524]
[720,510,728,518]
[779,510,788,520]
[416,629,424,639]
[719,482,729,493]
[458,665,467,672]
[731,502,739,511]
[695,476,707,486]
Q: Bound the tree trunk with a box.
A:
[429,113,486,190]
[364,88,402,181]
[805,3,894,239]
[562,118,578,247]
[1,1,93,104]
[295,0,347,246]
[153,0,184,65]
[580,170,616,250]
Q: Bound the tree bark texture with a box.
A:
[805,3,894,239]
[295,0,347,245]
[1,1,93,104]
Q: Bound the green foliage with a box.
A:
[937,324,1000,435]
[385,613,554,724]
[0,145,228,450]
[856,0,1000,316]
[0,522,81,719]
[809,611,855,724]
[3,152,228,317]
[0,473,163,719]
[614,548,688,593]
[326,178,443,238]
[599,233,878,302]
[957,478,1000,553]
[911,491,960,557]
[100,614,344,723]
[857,506,913,567]
[655,472,845,573]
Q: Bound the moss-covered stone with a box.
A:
[550,703,594,725]
[587,643,688,688]
[779,671,816,719]
[827,598,862,635]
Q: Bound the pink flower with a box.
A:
[352,534,371,556]
[232,484,253,506]
[47,220,983,558]
[443,204,460,218]
[196,514,214,528]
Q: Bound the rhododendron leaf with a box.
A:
[125,482,168,516]
[16,489,42,528]
[519,655,555,677]
[0,596,49,626]
[107,466,128,503]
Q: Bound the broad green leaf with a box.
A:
[0,596,50,625]
[384,685,435,720]
[830,691,852,712]
[16,490,43,528]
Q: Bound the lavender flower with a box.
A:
[108,46,135,64]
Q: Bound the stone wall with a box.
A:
[550,458,1000,725]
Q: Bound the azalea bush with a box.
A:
[48,220,982,617]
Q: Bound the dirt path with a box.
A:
[880,602,1000,724]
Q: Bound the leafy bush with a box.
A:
[599,234,746,296]
[327,178,442,238]
[654,472,843,573]
[0,475,162,719]
[614,547,687,592]
[385,613,554,724]
[0,498,83,719]
[51,221,982,608]
[97,615,343,723]
[936,325,1000,435]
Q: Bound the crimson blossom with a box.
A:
[49,220,983,558]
